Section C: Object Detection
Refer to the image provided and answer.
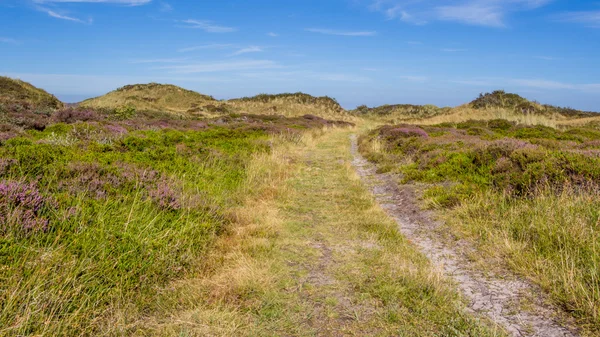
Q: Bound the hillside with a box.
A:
[80,83,222,116]
[352,90,599,126]
[227,92,346,118]
[0,76,63,109]
[470,90,598,118]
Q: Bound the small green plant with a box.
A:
[113,105,136,119]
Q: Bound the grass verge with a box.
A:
[360,120,600,335]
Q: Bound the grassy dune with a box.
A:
[227,93,348,119]
[359,120,600,334]
[0,76,63,109]
[80,83,221,116]
[353,90,598,128]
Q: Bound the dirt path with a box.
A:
[350,134,578,337]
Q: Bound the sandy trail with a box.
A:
[350,134,578,337]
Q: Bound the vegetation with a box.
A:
[80,83,221,116]
[4,77,599,335]
[471,90,598,118]
[0,95,354,335]
[352,103,448,119]
[227,92,346,118]
[0,76,63,109]
[354,90,598,127]
[360,119,600,334]
[135,127,502,336]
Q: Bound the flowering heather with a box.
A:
[148,180,181,211]
[0,180,57,233]
[381,126,429,139]
[104,123,128,135]
[0,158,17,176]
[52,108,101,124]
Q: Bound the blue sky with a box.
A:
[0,0,599,110]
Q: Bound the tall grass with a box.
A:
[359,119,600,334]
[450,187,600,332]
[0,112,342,335]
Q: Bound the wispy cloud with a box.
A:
[159,1,172,11]
[179,19,236,33]
[130,57,187,64]
[370,0,551,27]
[177,44,234,53]
[436,2,506,27]
[557,11,600,28]
[511,79,579,90]
[451,76,600,93]
[229,46,263,56]
[38,7,91,23]
[534,56,559,61]
[267,32,279,37]
[441,48,468,52]
[239,70,371,83]
[449,79,495,86]
[0,37,19,44]
[305,28,376,36]
[33,0,151,5]
[399,75,428,82]
[384,6,427,24]
[156,60,280,74]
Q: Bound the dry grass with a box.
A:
[129,126,502,336]
[402,106,561,128]
[80,83,219,116]
[226,98,354,121]
[0,76,63,109]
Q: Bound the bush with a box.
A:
[113,105,136,120]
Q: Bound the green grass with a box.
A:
[359,120,600,335]
[0,120,275,335]
[133,127,503,336]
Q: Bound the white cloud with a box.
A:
[369,0,551,27]
[267,32,279,37]
[156,60,281,74]
[436,2,505,27]
[179,19,236,33]
[38,7,91,23]
[33,0,151,5]
[177,44,234,53]
[385,6,427,24]
[229,46,263,56]
[305,28,376,36]
[557,11,600,28]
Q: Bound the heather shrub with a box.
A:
[0,180,57,234]
[52,108,100,124]
[364,119,600,198]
